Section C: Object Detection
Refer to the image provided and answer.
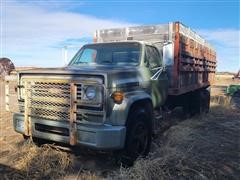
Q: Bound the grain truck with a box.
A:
[13,22,216,164]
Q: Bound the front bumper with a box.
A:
[13,113,126,149]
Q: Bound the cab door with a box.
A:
[144,45,168,108]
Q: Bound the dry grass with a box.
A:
[113,104,240,180]
[74,171,98,180]
[3,141,73,180]
[211,95,231,106]
[214,74,237,86]
[1,140,108,180]
[1,102,239,180]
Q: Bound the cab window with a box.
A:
[145,45,162,68]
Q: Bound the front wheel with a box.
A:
[116,106,152,166]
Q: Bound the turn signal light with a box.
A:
[111,91,124,104]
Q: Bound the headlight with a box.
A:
[85,86,96,100]
[82,85,103,107]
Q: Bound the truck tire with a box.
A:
[202,89,210,113]
[189,91,200,116]
[190,89,210,116]
[182,94,191,119]
[116,106,152,166]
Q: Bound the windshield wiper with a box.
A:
[70,62,89,66]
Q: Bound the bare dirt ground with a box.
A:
[0,75,239,180]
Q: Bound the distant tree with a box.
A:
[0,58,15,78]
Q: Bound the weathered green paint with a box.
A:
[13,41,169,149]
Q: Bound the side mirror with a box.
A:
[150,66,164,80]
[144,58,150,68]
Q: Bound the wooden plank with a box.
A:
[173,22,180,89]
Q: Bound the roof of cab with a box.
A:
[84,40,152,46]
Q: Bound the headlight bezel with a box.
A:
[81,84,103,106]
[84,85,97,100]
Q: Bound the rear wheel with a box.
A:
[190,89,210,116]
[116,106,152,166]
[182,94,191,119]
[202,89,210,113]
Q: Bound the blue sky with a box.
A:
[1,0,239,72]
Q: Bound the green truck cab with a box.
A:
[13,22,216,164]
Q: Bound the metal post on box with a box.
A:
[69,83,77,145]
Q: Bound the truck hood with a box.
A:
[18,65,144,89]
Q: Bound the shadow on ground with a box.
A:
[0,164,25,179]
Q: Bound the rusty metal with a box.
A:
[171,22,216,95]
[95,22,216,96]
[25,80,71,121]
[20,77,107,143]
[22,79,72,137]
[173,22,180,89]
[69,83,77,145]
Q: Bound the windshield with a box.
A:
[69,42,141,66]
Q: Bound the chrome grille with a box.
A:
[25,81,72,121]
